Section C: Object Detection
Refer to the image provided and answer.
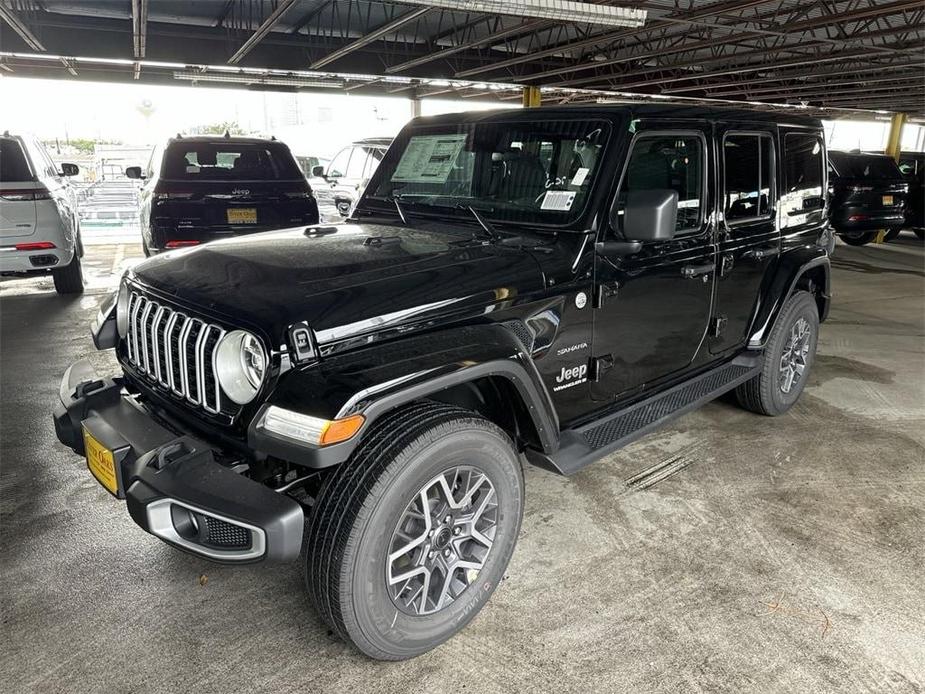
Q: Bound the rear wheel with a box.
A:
[736,290,818,416]
[305,402,523,660]
[52,254,84,294]
[915,229,924,240]
[839,231,877,246]
[884,228,902,241]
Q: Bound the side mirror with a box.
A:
[619,189,679,243]
[311,165,325,177]
[60,162,79,177]
[125,166,143,180]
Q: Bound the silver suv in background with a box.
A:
[309,137,391,221]
[0,132,83,294]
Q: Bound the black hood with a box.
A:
[129,223,545,345]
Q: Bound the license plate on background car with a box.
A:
[83,427,118,495]
[883,195,894,205]
[227,207,257,224]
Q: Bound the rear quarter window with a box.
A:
[0,139,34,182]
[161,142,302,181]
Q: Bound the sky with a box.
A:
[1,75,921,157]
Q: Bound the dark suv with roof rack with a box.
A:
[54,104,830,661]
[126,135,318,254]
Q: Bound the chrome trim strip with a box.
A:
[150,304,166,382]
[139,300,154,374]
[163,311,178,392]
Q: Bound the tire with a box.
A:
[52,254,84,294]
[915,229,924,240]
[839,231,877,246]
[735,290,819,416]
[305,402,524,660]
[884,228,902,241]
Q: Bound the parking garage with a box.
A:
[1,1,924,691]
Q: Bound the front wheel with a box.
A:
[839,231,877,246]
[914,229,924,240]
[736,290,819,416]
[305,402,524,660]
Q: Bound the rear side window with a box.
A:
[724,133,774,223]
[782,134,825,220]
[160,142,302,181]
[617,133,705,233]
[1,139,34,182]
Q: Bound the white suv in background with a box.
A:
[0,132,83,294]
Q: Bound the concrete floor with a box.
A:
[1,233,923,693]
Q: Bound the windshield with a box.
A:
[161,142,303,181]
[366,119,610,226]
[829,153,902,180]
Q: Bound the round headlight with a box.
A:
[214,330,266,405]
[116,282,130,338]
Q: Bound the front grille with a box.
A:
[125,290,225,414]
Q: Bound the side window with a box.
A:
[345,147,368,179]
[327,148,351,178]
[363,148,384,180]
[617,133,704,234]
[781,134,824,221]
[724,133,775,223]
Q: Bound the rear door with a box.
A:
[0,137,38,240]
[710,127,779,354]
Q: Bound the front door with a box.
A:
[709,127,780,354]
[592,127,716,401]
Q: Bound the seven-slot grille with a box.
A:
[125,290,225,414]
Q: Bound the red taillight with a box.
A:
[848,214,869,221]
[165,240,200,249]
[154,191,196,201]
[0,186,50,201]
[15,241,56,251]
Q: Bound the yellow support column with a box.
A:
[875,112,907,243]
[522,86,542,108]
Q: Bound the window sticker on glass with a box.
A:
[391,134,468,183]
[540,190,576,211]
[570,167,590,186]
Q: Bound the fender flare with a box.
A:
[748,251,830,348]
[249,324,559,469]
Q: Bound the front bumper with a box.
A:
[53,359,303,563]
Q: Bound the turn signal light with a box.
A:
[320,415,366,446]
[15,241,56,251]
[165,240,200,249]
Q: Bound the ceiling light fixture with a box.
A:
[398,1,645,28]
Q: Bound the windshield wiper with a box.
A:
[391,196,408,225]
[462,204,502,243]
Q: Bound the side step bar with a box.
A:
[526,355,761,476]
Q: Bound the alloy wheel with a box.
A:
[779,316,812,394]
[386,466,497,616]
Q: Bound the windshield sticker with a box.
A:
[540,190,577,211]
[391,134,467,184]
[570,167,590,186]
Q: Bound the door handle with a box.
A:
[743,246,780,261]
[680,262,715,279]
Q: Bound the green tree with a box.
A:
[195,121,246,136]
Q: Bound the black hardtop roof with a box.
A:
[414,102,823,130]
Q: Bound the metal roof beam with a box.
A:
[0,4,45,51]
[227,0,299,65]
[309,7,430,69]
[131,0,148,59]
[703,74,919,99]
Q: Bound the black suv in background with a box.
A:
[126,135,318,255]
[56,105,830,661]
[827,150,907,246]
[898,151,925,235]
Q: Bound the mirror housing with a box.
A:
[619,189,679,243]
[60,162,80,177]
[311,165,326,177]
[124,166,143,180]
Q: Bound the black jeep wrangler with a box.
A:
[54,105,831,660]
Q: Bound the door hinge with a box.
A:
[593,281,619,308]
[590,354,614,382]
[709,315,727,338]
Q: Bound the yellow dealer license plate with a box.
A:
[227,207,257,224]
[83,427,118,495]
[882,195,893,206]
